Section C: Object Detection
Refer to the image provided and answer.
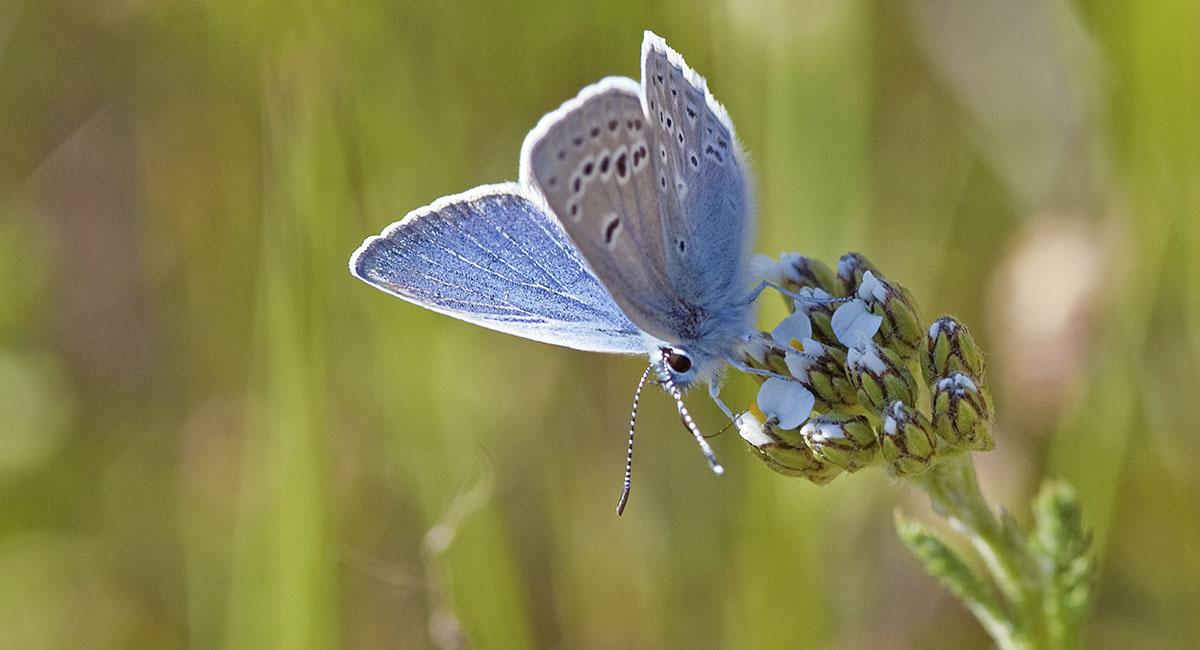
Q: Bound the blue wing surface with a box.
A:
[350,183,647,354]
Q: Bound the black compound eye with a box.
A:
[665,350,692,374]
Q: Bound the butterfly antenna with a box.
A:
[656,351,725,476]
[617,364,654,516]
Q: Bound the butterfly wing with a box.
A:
[521,34,754,350]
[351,183,647,354]
[640,31,754,314]
[520,77,684,343]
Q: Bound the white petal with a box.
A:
[783,350,810,381]
[784,338,826,381]
[937,372,977,392]
[856,270,890,303]
[846,341,887,375]
[756,378,815,430]
[771,310,812,347]
[832,299,883,347]
[737,411,774,448]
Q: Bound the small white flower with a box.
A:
[783,338,824,381]
[937,372,978,393]
[756,377,815,430]
[845,340,888,375]
[736,410,774,448]
[857,270,891,304]
[770,310,812,348]
[832,298,883,347]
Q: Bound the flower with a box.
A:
[738,408,842,483]
[844,339,918,412]
[931,372,994,451]
[756,377,815,430]
[831,298,883,348]
[837,252,880,296]
[754,252,839,296]
[801,412,878,471]
[924,316,986,384]
[782,339,858,409]
[856,271,923,359]
[879,401,938,476]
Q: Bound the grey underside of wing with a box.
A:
[641,42,753,309]
[524,81,691,344]
[351,188,647,354]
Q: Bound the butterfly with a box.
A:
[351,31,761,513]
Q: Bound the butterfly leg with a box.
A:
[707,378,740,423]
[745,280,845,307]
[726,356,797,383]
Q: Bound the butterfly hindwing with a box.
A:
[640,32,754,314]
[522,77,686,343]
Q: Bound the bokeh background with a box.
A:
[2,0,1198,647]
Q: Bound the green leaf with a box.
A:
[893,511,1016,644]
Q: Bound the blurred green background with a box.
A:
[2,0,1198,647]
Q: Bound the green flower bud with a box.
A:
[801,412,878,472]
[783,340,858,409]
[923,316,986,384]
[738,408,843,483]
[857,271,923,359]
[879,401,938,476]
[845,340,919,412]
[931,372,994,451]
[837,252,879,297]
[779,253,839,296]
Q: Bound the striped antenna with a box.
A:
[616,364,654,516]
[656,350,724,476]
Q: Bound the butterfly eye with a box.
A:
[664,349,692,374]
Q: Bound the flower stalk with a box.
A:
[741,252,1094,648]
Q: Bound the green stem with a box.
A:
[915,455,1048,649]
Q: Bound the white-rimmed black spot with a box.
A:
[604,216,620,244]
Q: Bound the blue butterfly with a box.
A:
[352,32,760,513]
